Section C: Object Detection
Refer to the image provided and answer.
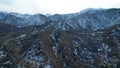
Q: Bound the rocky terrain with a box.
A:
[0,8,120,68]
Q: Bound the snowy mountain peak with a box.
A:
[0,8,120,31]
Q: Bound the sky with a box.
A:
[0,0,120,14]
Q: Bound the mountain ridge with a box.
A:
[0,8,120,68]
[0,8,120,31]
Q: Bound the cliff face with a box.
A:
[0,8,120,68]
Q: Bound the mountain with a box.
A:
[0,22,18,36]
[0,8,120,30]
[0,8,120,68]
[69,8,120,30]
[0,22,120,68]
[0,12,49,27]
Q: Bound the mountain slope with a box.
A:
[0,8,120,31]
[0,24,120,68]
[0,8,120,68]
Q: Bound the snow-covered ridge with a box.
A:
[0,12,49,27]
[0,8,120,30]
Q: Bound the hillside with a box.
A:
[0,8,120,68]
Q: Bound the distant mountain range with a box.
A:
[0,8,120,68]
[0,8,120,30]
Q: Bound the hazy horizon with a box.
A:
[0,0,120,14]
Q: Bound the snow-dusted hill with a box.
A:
[0,8,120,68]
[0,12,49,27]
[0,8,120,30]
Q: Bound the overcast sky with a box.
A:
[0,0,120,14]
